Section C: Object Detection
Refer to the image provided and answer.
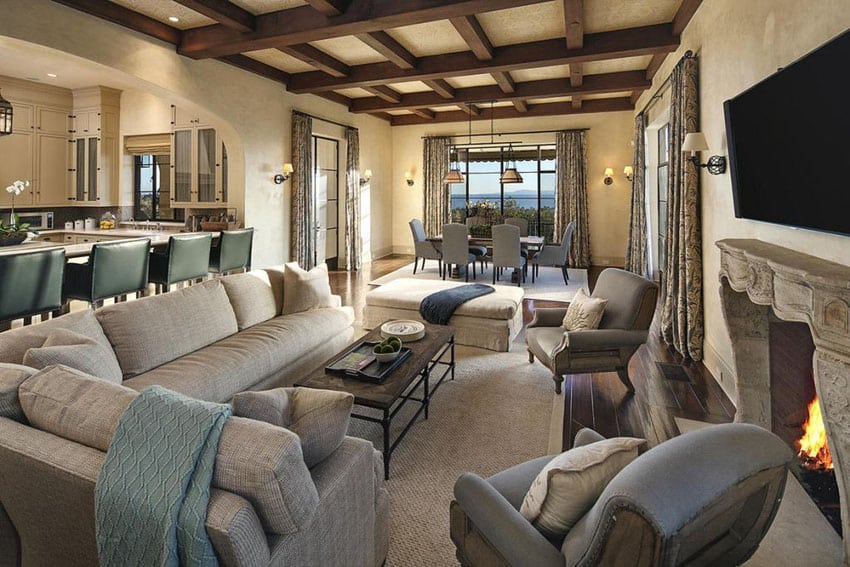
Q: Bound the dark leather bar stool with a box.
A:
[148,233,213,294]
[209,227,254,276]
[63,238,151,309]
[0,248,65,331]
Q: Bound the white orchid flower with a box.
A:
[5,180,30,195]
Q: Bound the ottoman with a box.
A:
[363,278,524,352]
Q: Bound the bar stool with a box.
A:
[209,227,254,276]
[63,238,151,309]
[0,248,65,331]
[148,233,213,294]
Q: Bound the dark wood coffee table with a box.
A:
[296,322,455,479]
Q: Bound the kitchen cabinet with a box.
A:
[170,105,228,207]
[0,132,34,207]
[68,87,120,206]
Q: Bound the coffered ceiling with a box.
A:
[50,0,703,125]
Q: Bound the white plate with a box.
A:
[381,320,426,342]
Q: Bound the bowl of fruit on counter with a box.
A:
[373,336,403,363]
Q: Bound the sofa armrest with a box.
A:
[454,473,564,567]
[528,308,568,328]
[206,489,271,567]
[330,295,342,308]
[565,329,649,351]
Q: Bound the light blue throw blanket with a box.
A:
[95,385,232,567]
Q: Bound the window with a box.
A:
[134,154,182,222]
[656,123,670,273]
[312,135,339,269]
[449,144,556,242]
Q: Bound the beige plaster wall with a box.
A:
[634,0,850,402]
[390,111,635,266]
[1,0,393,268]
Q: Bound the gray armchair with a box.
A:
[409,218,442,275]
[526,268,658,394]
[451,423,793,567]
[531,222,574,284]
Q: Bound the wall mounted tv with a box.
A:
[723,29,850,236]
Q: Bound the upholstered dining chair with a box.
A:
[504,217,529,236]
[526,268,658,394]
[208,227,254,275]
[148,233,213,294]
[531,222,574,284]
[409,218,443,275]
[492,224,526,287]
[442,223,477,282]
[463,215,489,269]
[0,248,65,331]
[450,423,793,567]
[63,238,152,308]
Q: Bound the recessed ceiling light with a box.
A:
[46,73,57,78]
[168,16,179,22]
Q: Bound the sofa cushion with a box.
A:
[562,288,607,331]
[262,266,286,316]
[0,363,37,422]
[23,329,123,383]
[282,263,334,315]
[122,307,356,402]
[233,387,354,468]
[96,280,239,378]
[18,365,138,452]
[520,437,644,540]
[221,271,279,330]
[0,310,112,365]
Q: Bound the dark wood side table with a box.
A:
[296,323,455,479]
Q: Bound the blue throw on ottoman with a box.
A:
[419,283,495,325]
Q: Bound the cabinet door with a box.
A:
[172,128,192,203]
[87,137,99,202]
[75,111,99,136]
[73,138,86,201]
[37,107,69,136]
[36,134,69,205]
[197,127,217,203]
[173,107,197,129]
[11,103,33,133]
[0,132,34,207]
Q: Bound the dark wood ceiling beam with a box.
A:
[179,0,550,58]
[278,45,350,77]
[571,96,582,110]
[673,0,703,35]
[410,108,436,119]
[645,52,667,80]
[289,24,678,93]
[629,90,645,105]
[491,71,516,93]
[217,54,291,84]
[350,70,648,113]
[173,0,254,32]
[51,0,181,44]
[569,63,583,87]
[513,100,528,113]
[450,15,493,60]
[563,0,583,49]
[313,90,353,107]
[423,79,455,98]
[363,85,402,104]
[458,104,481,116]
[303,0,350,16]
[355,31,418,69]
[388,96,632,126]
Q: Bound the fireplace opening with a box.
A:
[770,319,842,535]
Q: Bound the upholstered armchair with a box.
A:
[526,268,658,394]
[450,423,793,567]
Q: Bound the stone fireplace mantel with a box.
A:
[717,238,850,559]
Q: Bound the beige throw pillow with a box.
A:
[520,436,644,540]
[232,387,354,468]
[0,363,37,422]
[562,288,608,331]
[282,263,334,315]
[23,328,123,383]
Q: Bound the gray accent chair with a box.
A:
[526,268,658,394]
[63,238,151,308]
[492,224,526,287]
[0,248,65,330]
[531,222,574,284]
[442,223,477,282]
[409,218,442,275]
[450,423,793,567]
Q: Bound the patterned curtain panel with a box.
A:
[290,112,314,269]
[661,54,704,360]
[554,130,590,268]
[625,114,649,277]
[344,127,362,271]
[422,137,451,238]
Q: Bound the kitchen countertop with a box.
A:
[37,228,172,238]
[0,230,216,258]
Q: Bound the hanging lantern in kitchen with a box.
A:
[0,89,12,136]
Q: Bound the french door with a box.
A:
[312,135,339,269]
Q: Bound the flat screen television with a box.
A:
[723,29,850,236]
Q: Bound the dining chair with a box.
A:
[504,217,529,236]
[409,218,442,275]
[491,224,526,287]
[63,238,151,308]
[149,233,213,294]
[209,227,254,275]
[463,216,490,269]
[0,248,65,331]
[531,222,575,284]
[442,223,477,282]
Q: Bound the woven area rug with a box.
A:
[347,339,560,566]
[368,262,588,302]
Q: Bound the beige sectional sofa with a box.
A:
[0,267,389,566]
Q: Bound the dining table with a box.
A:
[427,234,545,282]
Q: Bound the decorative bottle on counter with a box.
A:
[100,211,116,230]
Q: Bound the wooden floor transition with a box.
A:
[328,256,735,453]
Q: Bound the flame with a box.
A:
[797,395,834,471]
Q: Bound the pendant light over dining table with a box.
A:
[500,143,524,184]
[444,145,465,184]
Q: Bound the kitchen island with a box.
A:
[0,229,207,258]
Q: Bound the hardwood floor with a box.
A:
[328,256,735,453]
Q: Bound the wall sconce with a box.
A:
[624,166,634,182]
[603,167,614,186]
[360,169,373,185]
[274,163,294,184]
[405,171,414,187]
[682,132,727,175]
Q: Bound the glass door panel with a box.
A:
[173,129,192,202]
[197,128,216,202]
[312,136,339,269]
[75,139,86,201]
[87,137,98,201]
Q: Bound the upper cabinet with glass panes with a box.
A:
[68,86,121,206]
[169,106,228,208]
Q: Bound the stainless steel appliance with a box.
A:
[15,211,53,230]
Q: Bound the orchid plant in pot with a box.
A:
[1,180,32,246]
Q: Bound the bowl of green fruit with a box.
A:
[373,336,403,363]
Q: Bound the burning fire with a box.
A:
[797,395,834,471]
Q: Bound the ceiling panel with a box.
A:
[243,49,315,73]
[387,81,433,94]
[310,36,386,65]
[583,55,654,74]
[108,0,215,28]
[230,0,306,14]
[446,74,497,89]
[335,87,373,98]
[386,109,413,116]
[478,2,565,47]
[527,95,571,104]
[583,91,634,100]
[388,21,469,57]
[509,65,570,82]
[584,0,680,33]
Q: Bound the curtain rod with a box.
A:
[421,127,588,140]
[636,50,698,117]
[293,109,357,131]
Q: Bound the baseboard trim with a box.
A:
[371,245,395,260]
[703,339,738,408]
[591,256,626,268]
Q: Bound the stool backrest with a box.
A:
[167,233,213,284]
[90,239,151,301]
[214,228,254,273]
[0,248,65,321]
